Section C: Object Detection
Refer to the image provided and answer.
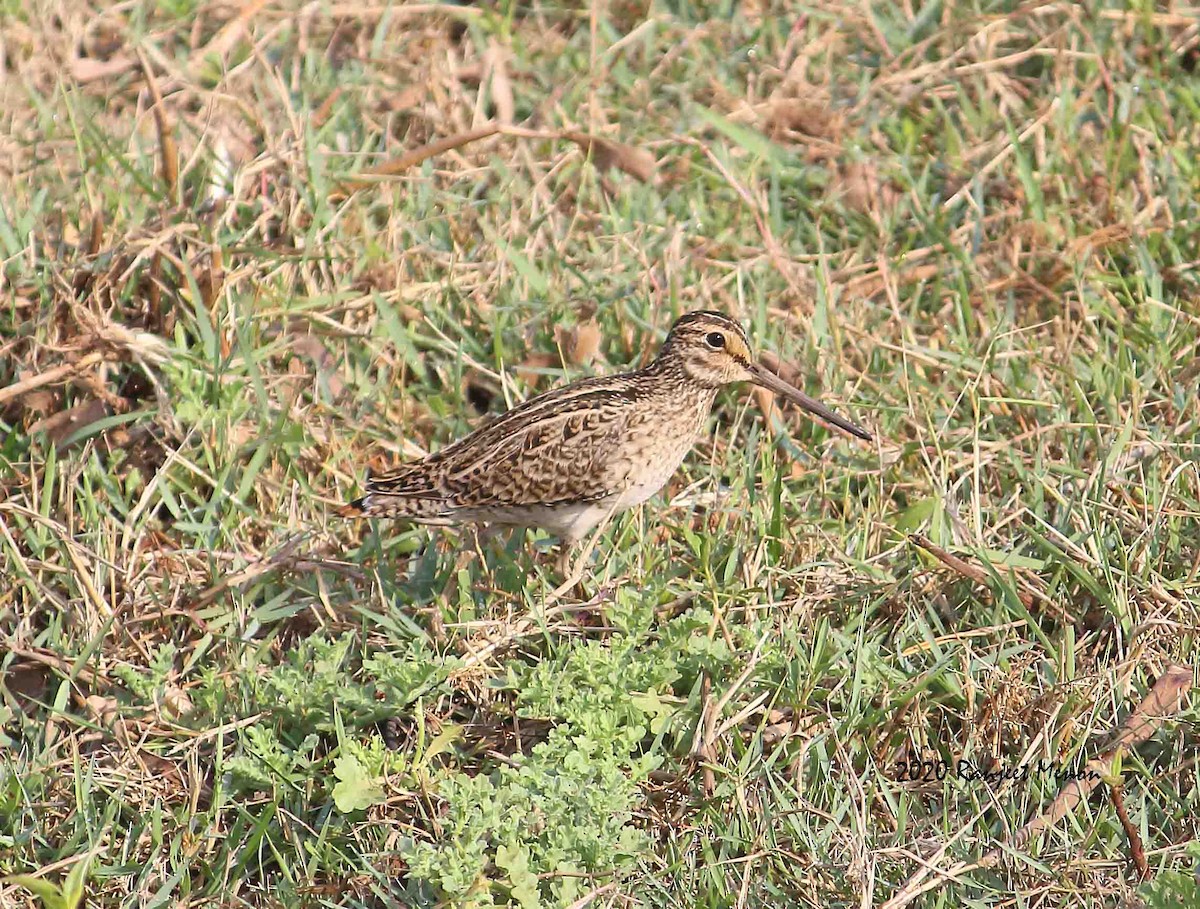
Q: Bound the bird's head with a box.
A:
[656,310,872,441]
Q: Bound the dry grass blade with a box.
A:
[564,131,658,183]
[85,211,104,256]
[0,352,105,408]
[563,882,618,909]
[690,672,717,797]
[135,48,178,201]
[1109,783,1150,881]
[337,124,502,194]
[842,262,942,302]
[910,533,1061,616]
[76,309,171,367]
[340,125,655,198]
[62,536,112,620]
[190,0,273,70]
[322,3,482,22]
[201,245,225,312]
[686,628,772,797]
[70,55,138,83]
[185,534,311,609]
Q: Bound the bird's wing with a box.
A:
[435,379,646,509]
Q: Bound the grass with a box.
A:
[2,0,1199,906]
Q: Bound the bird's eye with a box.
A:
[705,332,726,349]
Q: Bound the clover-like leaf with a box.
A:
[496,843,540,909]
[331,753,384,813]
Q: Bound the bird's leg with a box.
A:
[438,524,493,605]
[544,501,622,607]
[553,542,573,579]
[552,542,590,601]
[546,543,586,605]
[469,524,499,569]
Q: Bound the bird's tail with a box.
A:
[336,497,368,518]
[341,467,402,518]
[339,477,449,521]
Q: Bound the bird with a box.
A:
[343,310,871,585]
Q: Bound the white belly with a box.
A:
[469,501,620,543]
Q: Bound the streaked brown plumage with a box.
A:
[344,311,871,571]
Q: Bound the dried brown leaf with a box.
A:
[228,421,257,449]
[564,131,657,183]
[555,317,602,366]
[86,210,104,256]
[161,685,193,718]
[201,247,225,311]
[19,388,57,418]
[486,40,514,126]
[27,398,110,446]
[394,85,430,114]
[760,98,843,141]
[757,350,802,386]
[755,707,820,746]
[70,54,136,83]
[85,694,119,727]
[455,61,485,84]
[835,160,901,215]
[4,662,51,710]
[146,251,165,330]
[291,333,347,400]
[752,386,778,427]
[515,352,560,388]
[312,87,344,129]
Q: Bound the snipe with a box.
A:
[344,311,871,583]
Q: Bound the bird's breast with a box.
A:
[611,397,713,509]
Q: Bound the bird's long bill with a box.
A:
[747,362,873,442]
